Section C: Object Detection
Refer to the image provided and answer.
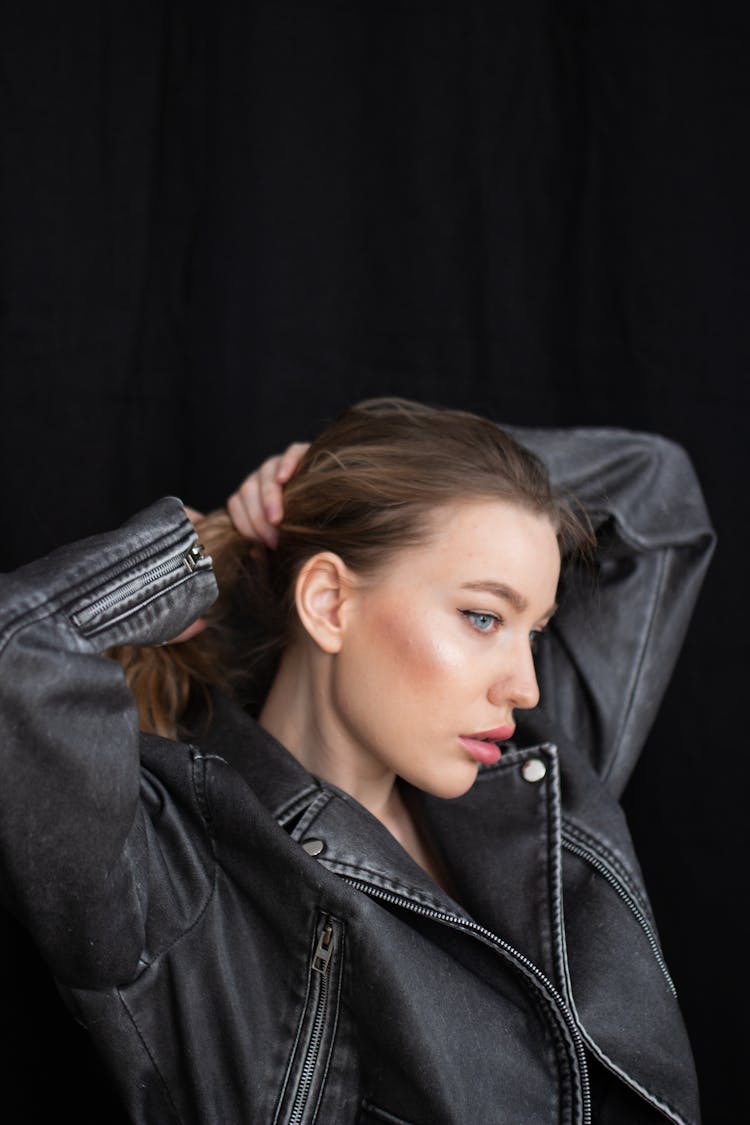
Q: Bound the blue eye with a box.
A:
[461,610,501,634]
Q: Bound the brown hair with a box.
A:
[111,398,592,738]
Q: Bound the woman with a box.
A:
[0,399,713,1124]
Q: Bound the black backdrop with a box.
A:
[1,3,747,1122]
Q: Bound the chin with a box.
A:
[419,766,479,802]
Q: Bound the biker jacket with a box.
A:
[0,427,714,1124]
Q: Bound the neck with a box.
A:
[258,642,398,822]
[260,644,458,897]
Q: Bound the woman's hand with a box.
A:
[227,442,309,548]
[166,444,308,645]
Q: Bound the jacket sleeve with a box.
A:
[0,498,218,986]
[505,427,715,797]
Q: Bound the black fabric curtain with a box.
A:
[1,3,746,1121]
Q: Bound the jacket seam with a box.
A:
[309,913,345,1124]
[0,524,194,660]
[0,521,187,646]
[604,545,669,786]
[272,912,346,1125]
[579,1031,693,1125]
[320,858,455,914]
[77,571,204,638]
[561,816,654,922]
[189,748,215,829]
[135,853,218,973]
[60,522,191,615]
[117,990,184,1123]
[527,987,577,1124]
[359,1100,420,1124]
[545,751,570,1004]
[134,753,218,973]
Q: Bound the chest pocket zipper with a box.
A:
[273,914,344,1125]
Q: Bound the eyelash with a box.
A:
[460,610,546,649]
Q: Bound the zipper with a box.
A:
[561,829,676,996]
[288,924,335,1125]
[343,878,591,1125]
[73,541,209,631]
[276,916,341,1125]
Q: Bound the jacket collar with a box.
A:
[194,691,322,820]
[193,693,460,910]
[194,693,560,972]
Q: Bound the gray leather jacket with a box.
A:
[0,428,714,1124]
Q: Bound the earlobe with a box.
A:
[295,552,355,654]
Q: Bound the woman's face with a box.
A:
[328,498,561,801]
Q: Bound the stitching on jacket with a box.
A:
[605,545,669,787]
[474,741,556,779]
[272,912,346,1125]
[578,1028,692,1125]
[275,788,322,828]
[287,790,333,842]
[0,597,75,661]
[133,754,218,972]
[272,920,319,1124]
[561,816,654,923]
[359,1099,421,1124]
[0,520,185,645]
[321,858,462,915]
[189,747,214,828]
[117,990,185,1123]
[525,986,576,1124]
[544,750,570,1004]
[60,522,189,614]
[308,915,345,1124]
[0,523,195,657]
[135,851,218,973]
[76,571,202,638]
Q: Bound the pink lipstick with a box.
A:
[458,723,515,765]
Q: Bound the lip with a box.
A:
[458,736,503,765]
[463,723,516,743]
[457,723,516,767]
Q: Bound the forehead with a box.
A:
[381,498,561,599]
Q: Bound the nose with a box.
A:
[487,640,540,712]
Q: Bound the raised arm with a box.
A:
[0,498,218,986]
[506,427,715,797]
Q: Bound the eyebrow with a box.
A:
[460,581,558,620]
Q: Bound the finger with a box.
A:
[227,487,261,540]
[228,478,278,547]
[258,461,285,525]
[256,451,294,526]
[276,441,310,483]
[162,617,207,645]
[183,505,204,526]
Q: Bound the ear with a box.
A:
[294,552,357,654]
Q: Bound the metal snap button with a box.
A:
[301,838,325,856]
[521,758,547,783]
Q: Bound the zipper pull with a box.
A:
[312,924,334,975]
[183,542,206,572]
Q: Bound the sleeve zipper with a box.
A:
[72,540,211,633]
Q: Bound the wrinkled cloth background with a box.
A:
[1,3,746,1122]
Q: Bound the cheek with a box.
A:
[368,603,467,692]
